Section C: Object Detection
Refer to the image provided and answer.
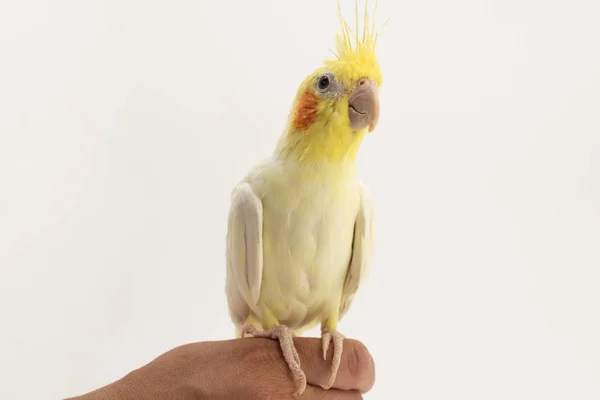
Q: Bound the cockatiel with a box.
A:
[225,1,382,396]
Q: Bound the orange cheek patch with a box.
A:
[292,91,319,131]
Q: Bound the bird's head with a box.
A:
[277,1,384,165]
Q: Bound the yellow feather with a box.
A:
[275,0,385,166]
[328,0,383,87]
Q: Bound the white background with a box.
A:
[1,0,599,399]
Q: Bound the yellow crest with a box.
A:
[324,0,386,87]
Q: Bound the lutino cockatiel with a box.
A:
[225,1,382,396]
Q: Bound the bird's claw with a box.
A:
[320,327,345,390]
[241,325,307,396]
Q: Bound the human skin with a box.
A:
[65,337,375,400]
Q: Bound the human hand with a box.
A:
[66,336,375,399]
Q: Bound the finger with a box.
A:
[300,385,363,400]
[293,337,375,393]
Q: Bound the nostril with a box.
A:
[358,78,366,86]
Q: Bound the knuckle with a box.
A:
[240,340,283,372]
[240,339,270,361]
[345,339,372,388]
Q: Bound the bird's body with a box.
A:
[226,156,363,334]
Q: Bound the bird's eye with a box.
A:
[317,75,331,91]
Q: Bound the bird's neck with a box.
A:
[274,122,366,166]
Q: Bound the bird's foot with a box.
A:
[320,327,345,390]
[241,325,307,396]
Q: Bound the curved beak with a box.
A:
[348,79,380,132]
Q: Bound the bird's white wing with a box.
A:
[225,182,263,326]
[340,183,375,318]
